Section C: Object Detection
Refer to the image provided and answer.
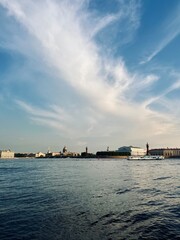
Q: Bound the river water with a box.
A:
[0,158,179,240]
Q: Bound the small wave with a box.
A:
[133,219,180,240]
[167,206,180,218]
[103,218,122,226]
[116,188,131,195]
[153,176,172,181]
[123,179,130,182]
[99,213,115,220]
[91,210,133,227]
[92,195,103,198]
[90,220,99,226]
[130,212,159,224]
[0,167,22,171]
[131,186,140,190]
[138,200,164,206]
[138,188,164,195]
[77,211,86,216]
[166,194,180,199]
[90,212,116,226]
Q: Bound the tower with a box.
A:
[63,146,67,153]
[146,143,149,155]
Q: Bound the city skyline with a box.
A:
[0,0,180,153]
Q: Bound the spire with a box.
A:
[146,143,149,155]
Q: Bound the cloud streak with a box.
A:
[140,3,180,64]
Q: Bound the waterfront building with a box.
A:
[14,152,35,158]
[46,151,61,158]
[65,152,79,157]
[35,152,45,158]
[149,148,180,158]
[117,146,146,156]
[62,146,79,157]
[0,150,14,158]
[96,150,127,158]
[96,145,145,158]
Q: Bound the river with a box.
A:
[0,158,179,239]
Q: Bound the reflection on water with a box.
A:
[0,158,179,239]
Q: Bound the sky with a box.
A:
[0,0,180,153]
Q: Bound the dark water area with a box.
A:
[0,158,179,240]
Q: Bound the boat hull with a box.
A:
[127,155,164,160]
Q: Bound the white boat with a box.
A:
[127,155,164,160]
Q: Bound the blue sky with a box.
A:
[0,0,180,153]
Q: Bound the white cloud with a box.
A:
[140,30,180,65]
[140,3,180,64]
[0,0,141,113]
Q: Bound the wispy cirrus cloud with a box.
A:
[0,0,141,114]
[140,3,180,64]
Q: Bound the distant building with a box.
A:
[81,146,95,158]
[61,146,79,157]
[65,152,79,157]
[117,146,145,156]
[96,151,128,158]
[149,148,180,158]
[0,150,14,158]
[14,152,35,158]
[81,152,95,158]
[96,146,145,158]
[28,153,36,158]
[44,146,79,158]
[35,152,45,158]
[46,151,61,158]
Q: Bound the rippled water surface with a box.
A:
[0,158,180,239]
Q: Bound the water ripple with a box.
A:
[153,176,172,181]
[116,188,131,195]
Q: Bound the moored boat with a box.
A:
[127,155,164,160]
